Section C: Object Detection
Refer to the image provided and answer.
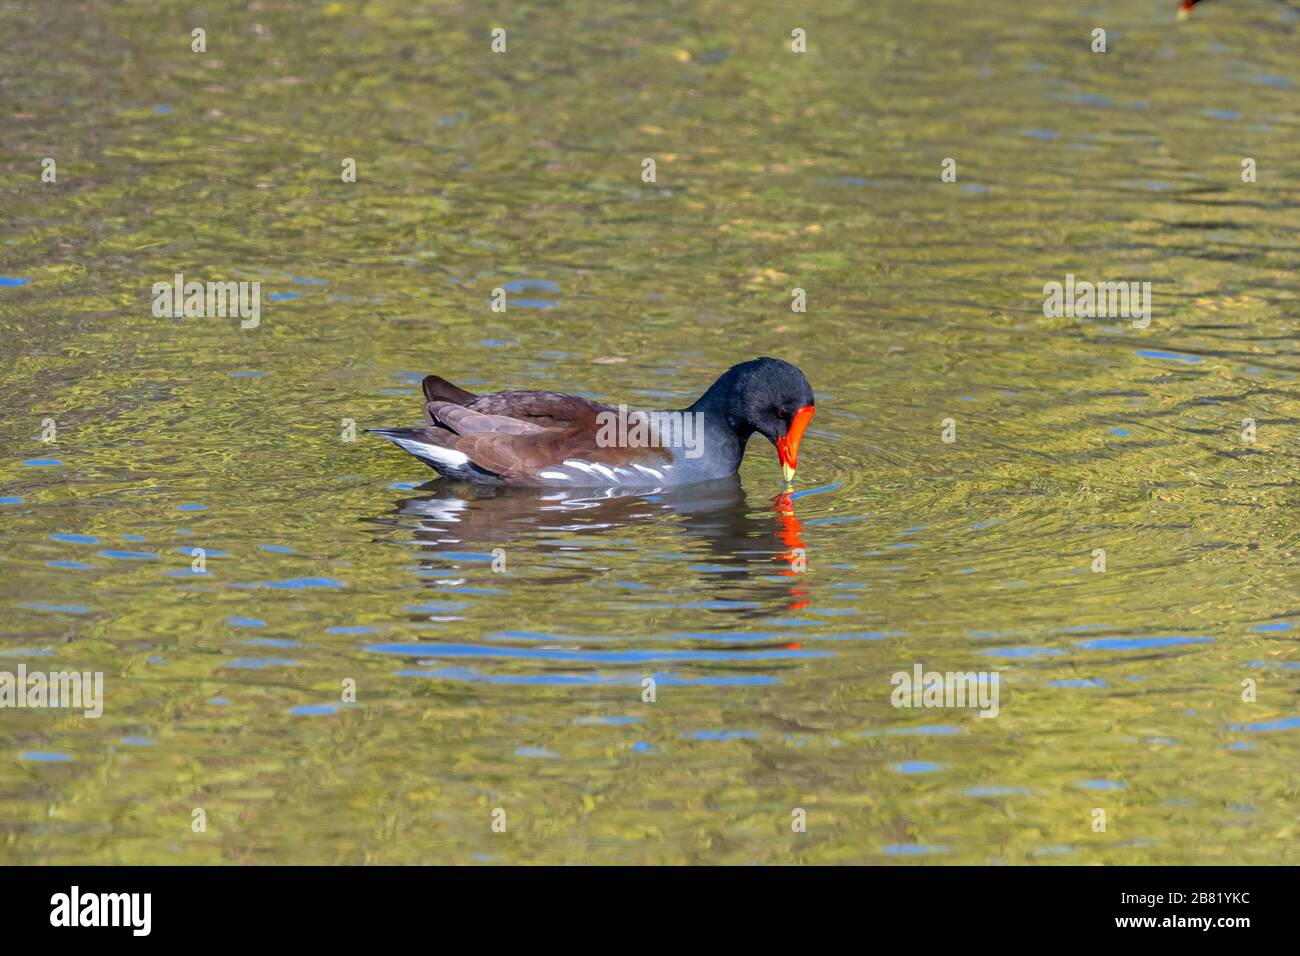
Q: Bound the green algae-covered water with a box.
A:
[1,0,1298,864]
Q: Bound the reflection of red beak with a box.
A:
[776,405,815,482]
[772,492,808,591]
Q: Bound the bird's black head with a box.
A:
[695,357,816,482]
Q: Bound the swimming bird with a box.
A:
[371,357,816,488]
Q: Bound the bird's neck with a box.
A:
[682,373,752,472]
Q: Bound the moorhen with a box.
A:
[372,357,816,488]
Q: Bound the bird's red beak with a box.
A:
[1177,0,1195,17]
[776,405,815,482]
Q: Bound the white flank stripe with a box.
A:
[538,470,570,480]
[632,464,663,480]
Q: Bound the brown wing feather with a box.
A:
[415,384,669,483]
[422,375,477,405]
[449,426,670,483]
[465,391,614,429]
[425,401,546,436]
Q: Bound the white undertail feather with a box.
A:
[389,435,469,467]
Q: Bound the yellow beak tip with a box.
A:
[781,463,796,483]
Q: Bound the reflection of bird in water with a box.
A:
[377,476,811,615]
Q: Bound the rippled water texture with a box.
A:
[1,0,1298,864]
